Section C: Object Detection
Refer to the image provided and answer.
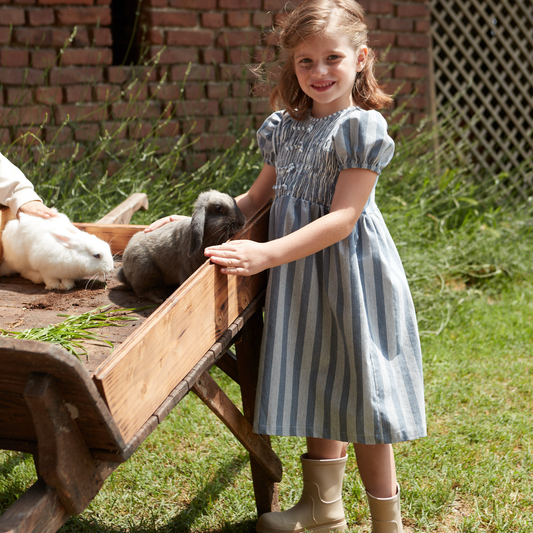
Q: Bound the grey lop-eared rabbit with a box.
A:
[116,190,246,303]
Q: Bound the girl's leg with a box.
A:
[352,443,397,498]
[353,443,403,533]
[256,438,349,532]
[306,437,348,459]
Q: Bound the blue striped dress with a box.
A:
[253,107,427,444]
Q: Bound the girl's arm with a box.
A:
[204,167,377,276]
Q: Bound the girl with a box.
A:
[0,152,57,218]
[164,0,426,531]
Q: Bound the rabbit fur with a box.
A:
[0,209,114,290]
[116,190,246,303]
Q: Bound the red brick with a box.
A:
[184,82,205,99]
[231,81,250,97]
[92,27,112,46]
[146,28,164,44]
[31,49,56,68]
[208,116,229,133]
[147,10,196,26]
[383,80,412,96]
[250,98,271,115]
[14,127,43,147]
[14,27,71,46]
[0,27,10,44]
[0,105,49,126]
[263,0,287,9]
[202,48,225,63]
[396,4,429,18]
[363,14,378,30]
[0,67,44,85]
[73,28,90,46]
[38,0,93,4]
[396,93,428,110]
[49,66,104,85]
[123,83,148,102]
[229,48,252,64]
[396,34,430,48]
[155,120,180,137]
[7,88,32,106]
[219,0,261,8]
[174,99,218,117]
[394,65,428,79]
[252,11,272,27]
[201,12,224,28]
[171,64,216,81]
[149,46,198,64]
[182,117,206,134]
[95,84,121,101]
[74,123,100,141]
[144,0,168,6]
[207,82,228,100]
[102,121,127,138]
[0,8,25,25]
[128,122,153,140]
[28,8,54,25]
[369,32,396,48]
[106,65,155,84]
[61,48,112,66]
[221,97,249,115]
[167,30,213,47]
[151,84,183,101]
[0,129,10,145]
[35,86,63,104]
[169,0,216,8]
[227,11,249,27]
[415,20,430,33]
[379,18,413,32]
[183,152,207,170]
[56,7,111,26]
[381,49,415,64]
[194,133,235,151]
[217,30,259,47]
[111,101,161,119]
[43,126,72,144]
[54,103,108,123]
[0,49,29,67]
[414,49,429,65]
[366,0,394,15]
[65,84,93,102]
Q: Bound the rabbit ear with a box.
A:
[51,229,77,249]
[189,204,206,255]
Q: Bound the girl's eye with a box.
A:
[299,58,312,64]
[328,54,341,60]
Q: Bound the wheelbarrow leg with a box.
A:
[234,308,281,516]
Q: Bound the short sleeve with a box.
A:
[256,111,283,167]
[333,109,395,175]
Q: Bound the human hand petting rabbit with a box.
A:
[117,190,246,303]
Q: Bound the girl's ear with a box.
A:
[356,46,368,72]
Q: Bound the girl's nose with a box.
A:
[313,61,328,76]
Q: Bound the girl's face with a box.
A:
[293,32,367,118]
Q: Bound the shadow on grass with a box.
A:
[59,454,257,533]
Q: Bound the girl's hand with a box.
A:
[144,214,187,233]
[204,240,271,277]
[17,201,58,218]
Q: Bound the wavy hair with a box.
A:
[268,0,393,120]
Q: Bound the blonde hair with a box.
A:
[268,0,393,120]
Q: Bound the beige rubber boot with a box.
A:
[256,454,348,533]
[366,484,404,533]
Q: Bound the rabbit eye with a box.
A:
[215,205,224,214]
[93,253,101,259]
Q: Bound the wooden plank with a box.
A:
[72,223,146,256]
[192,371,282,482]
[0,478,70,533]
[96,193,149,225]
[92,203,270,443]
[24,374,104,515]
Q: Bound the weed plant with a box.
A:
[1,69,533,530]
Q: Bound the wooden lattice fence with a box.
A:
[430,0,533,202]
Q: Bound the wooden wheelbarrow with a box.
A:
[0,195,281,532]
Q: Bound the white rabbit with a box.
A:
[0,209,114,290]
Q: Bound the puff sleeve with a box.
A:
[334,109,395,175]
[0,152,42,216]
[256,111,283,167]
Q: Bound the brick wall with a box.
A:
[0,0,431,167]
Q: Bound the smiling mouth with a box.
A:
[311,81,336,91]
